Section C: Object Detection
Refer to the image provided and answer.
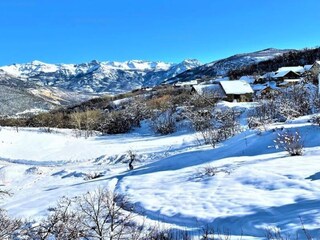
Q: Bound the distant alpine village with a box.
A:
[135,60,320,103]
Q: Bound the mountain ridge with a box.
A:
[0,59,201,93]
[165,48,295,84]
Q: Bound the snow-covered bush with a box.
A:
[214,109,239,140]
[250,99,277,127]
[188,93,217,109]
[274,131,303,156]
[276,84,316,120]
[187,109,213,132]
[189,108,239,148]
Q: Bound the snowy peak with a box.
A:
[101,60,174,71]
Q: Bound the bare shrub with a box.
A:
[274,131,303,156]
[187,107,239,148]
[39,127,53,133]
[151,109,176,135]
[275,85,314,120]
[197,127,221,148]
[196,166,230,180]
[23,197,86,240]
[127,150,136,170]
[70,110,102,137]
[189,92,218,109]
[202,165,219,177]
[126,98,149,127]
[99,110,133,134]
[186,109,213,132]
[214,109,239,140]
[84,172,104,180]
[311,115,320,126]
[0,209,22,239]
[146,95,173,111]
[249,99,277,128]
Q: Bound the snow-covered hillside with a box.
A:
[0,59,201,94]
[1,110,320,238]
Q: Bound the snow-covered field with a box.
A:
[1,115,320,238]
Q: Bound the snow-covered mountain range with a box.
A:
[0,59,201,94]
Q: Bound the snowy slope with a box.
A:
[1,112,320,238]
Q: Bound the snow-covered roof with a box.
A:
[276,66,305,74]
[304,65,313,71]
[273,70,300,78]
[219,80,253,95]
[174,80,198,87]
[212,77,230,83]
[279,79,301,86]
[192,84,226,97]
[252,84,266,91]
[261,72,276,78]
[283,79,301,82]
[239,75,256,84]
[252,81,279,91]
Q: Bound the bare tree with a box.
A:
[0,209,22,239]
[22,197,86,240]
[77,188,135,240]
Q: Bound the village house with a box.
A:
[219,80,254,102]
[272,66,304,83]
[272,70,301,82]
[191,84,226,98]
[252,82,281,99]
[191,80,254,102]
[310,61,320,76]
[276,66,305,74]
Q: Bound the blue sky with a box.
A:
[0,0,319,65]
